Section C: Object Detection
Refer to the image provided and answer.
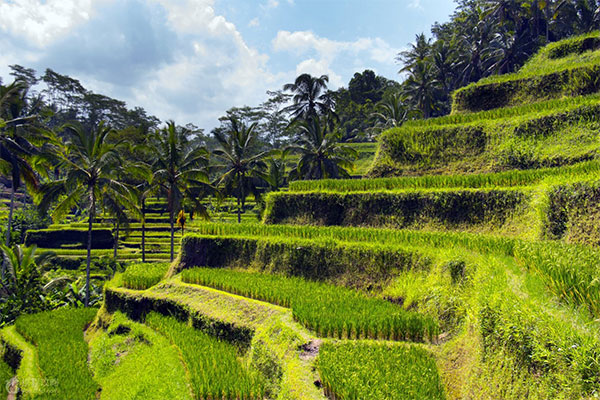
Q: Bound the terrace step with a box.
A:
[105,278,325,400]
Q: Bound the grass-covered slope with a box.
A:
[371,33,600,177]
[453,31,600,113]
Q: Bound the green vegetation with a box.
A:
[15,307,99,400]
[145,312,265,399]
[0,324,43,398]
[318,341,445,399]
[24,228,114,249]
[0,357,12,399]
[88,311,192,400]
[264,188,528,230]
[121,262,169,290]
[181,267,438,341]
[290,159,600,192]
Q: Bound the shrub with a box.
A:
[24,228,114,249]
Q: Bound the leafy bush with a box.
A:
[317,341,445,399]
[181,267,439,342]
[24,228,114,249]
[15,308,99,399]
[145,313,265,399]
[121,263,169,290]
[263,189,527,229]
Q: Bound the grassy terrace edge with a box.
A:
[288,160,600,192]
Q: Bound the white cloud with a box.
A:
[266,0,279,8]
[273,30,400,89]
[248,18,260,27]
[409,0,423,9]
[0,0,102,47]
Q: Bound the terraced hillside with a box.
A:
[4,33,600,399]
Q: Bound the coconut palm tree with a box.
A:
[283,74,334,122]
[151,121,211,261]
[371,93,416,129]
[0,80,43,252]
[402,61,441,119]
[288,117,358,180]
[212,117,272,223]
[38,122,131,306]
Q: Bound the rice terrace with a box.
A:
[2,1,600,399]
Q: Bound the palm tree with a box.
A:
[212,117,272,223]
[0,80,43,253]
[151,121,211,261]
[283,74,333,121]
[38,122,130,306]
[288,118,357,180]
[371,93,415,129]
[402,61,441,119]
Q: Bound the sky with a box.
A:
[0,0,457,132]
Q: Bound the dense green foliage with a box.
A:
[145,313,265,399]
[181,267,438,341]
[317,341,445,399]
[15,308,98,399]
[121,263,169,290]
[264,189,527,229]
[0,356,12,399]
[24,228,114,249]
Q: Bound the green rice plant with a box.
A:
[317,341,445,399]
[15,308,99,400]
[180,267,438,342]
[289,159,600,192]
[89,312,192,400]
[187,223,518,256]
[145,313,265,399]
[0,358,12,399]
[121,263,169,290]
[404,92,600,129]
[514,240,600,318]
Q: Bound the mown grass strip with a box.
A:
[317,341,445,400]
[121,263,170,290]
[289,160,600,192]
[15,308,99,400]
[181,267,438,342]
[0,357,12,399]
[145,313,265,399]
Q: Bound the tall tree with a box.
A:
[38,122,131,306]
[152,121,211,261]
[288,118,358,180]
[212,117,271,223]
[283,74,333,121]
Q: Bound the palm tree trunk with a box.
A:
[5,184,15,247]
[142,198,146,263]
[85,190,95,307]
[113,220,119,259]
[170,207,174,262]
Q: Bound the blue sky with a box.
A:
[0,0,456,131]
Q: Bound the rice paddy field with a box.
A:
[4,33,600,400]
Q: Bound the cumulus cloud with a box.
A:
[0,0,285,130]
[273,30,400,88]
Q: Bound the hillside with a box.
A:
[3,33,600,400]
